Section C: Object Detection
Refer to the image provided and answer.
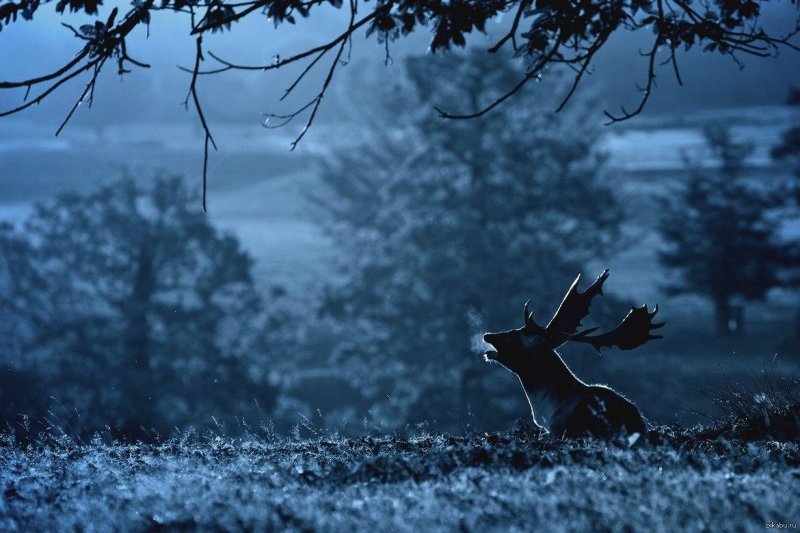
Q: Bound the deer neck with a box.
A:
[518,349,585,430]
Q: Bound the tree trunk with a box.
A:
[732,304,745,335]
[124,244,155,369]
[713,298,745,336]
[119,243,156,439]
[714,297,732,337]
[794,309,800,340]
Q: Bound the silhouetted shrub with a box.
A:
[697,364,800,441]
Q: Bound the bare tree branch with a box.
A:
[488,0,530,54]
[0,0,798,206]
[603,38,659,124]
[436,36,564,120]
[183,36,218,212]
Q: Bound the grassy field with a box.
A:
[2,416,799,532]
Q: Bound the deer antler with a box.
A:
[546,269,609,338]
[571,304,664,353]
[523,298,542,329]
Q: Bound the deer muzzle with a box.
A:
[482,332,503,360]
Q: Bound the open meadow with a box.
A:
[2,417,799,532]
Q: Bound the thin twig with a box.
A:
[185,36,218,212]
[56,58,107,136]
[603,38,659,124]
[488,0,529,53]
[436,37,563,120]
[261,0,359,150]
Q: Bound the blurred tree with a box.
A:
[315,49,625,430]
[0,176,281,439]
[659,125,797,337]
[772,87,800,193]
[0,0,797,195]
[771,88,800,349]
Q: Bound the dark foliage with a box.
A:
[697,363,800,441]
[0,176,283,440]
[0,0,797,196]
[702,401,800,441]
[658,124,799,335]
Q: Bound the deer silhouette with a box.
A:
[483,270,663,439]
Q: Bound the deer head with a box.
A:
[483,269,664,374]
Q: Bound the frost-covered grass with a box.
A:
[2,422,799,532]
